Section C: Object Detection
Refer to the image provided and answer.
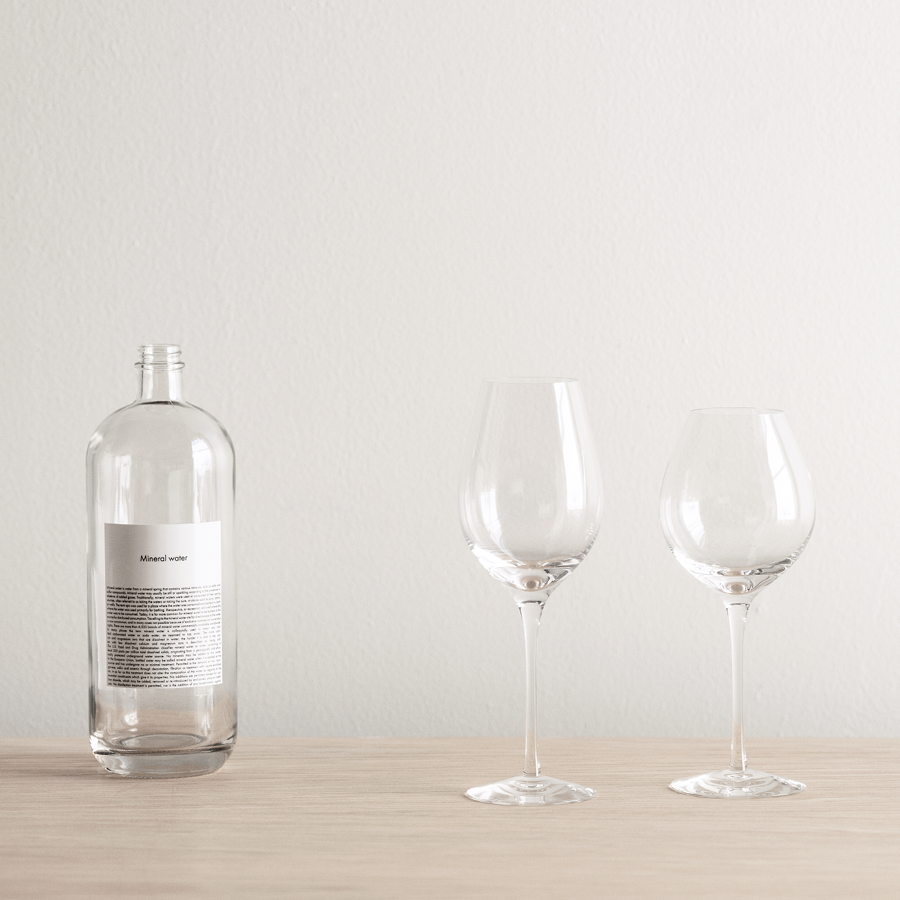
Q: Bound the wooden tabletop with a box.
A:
[2,737,898,898]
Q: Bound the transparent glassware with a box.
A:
[460,377,603,805]
[86,345,236,777]
[660,408,814,798]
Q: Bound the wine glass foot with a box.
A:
[669,768,805,799]
[466,775,595,806]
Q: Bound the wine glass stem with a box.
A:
[726,602,750,773]
[518,596,546,778]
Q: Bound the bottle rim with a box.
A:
[690,407,784,416]
[136,345,184,369]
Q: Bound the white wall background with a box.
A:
[2,0,899,739]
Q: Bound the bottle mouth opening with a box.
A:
[136,344,184,369]
[484,376,577,384]
[691,407,783,416]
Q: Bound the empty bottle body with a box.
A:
[87,345,236,777]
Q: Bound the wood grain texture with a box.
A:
[2,737,898,899]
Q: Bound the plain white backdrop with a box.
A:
[2,0,899,738]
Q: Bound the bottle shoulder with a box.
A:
[87,400,235,461]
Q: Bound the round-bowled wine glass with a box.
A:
[460,377,602,806]
[660,408,815,798]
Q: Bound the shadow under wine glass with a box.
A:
[460,377,602,806]
[660,408,815,798]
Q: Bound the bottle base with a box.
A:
[93,741,234,778]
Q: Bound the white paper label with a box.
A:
[104,522,222,688]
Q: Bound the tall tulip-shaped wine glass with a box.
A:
[460,377,602,805]
[660,408,815,798]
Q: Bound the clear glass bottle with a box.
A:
[87,345,236,777]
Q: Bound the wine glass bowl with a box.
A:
[461,377,602,805]
[660,408,814,798]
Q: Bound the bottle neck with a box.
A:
[135,345,185,403]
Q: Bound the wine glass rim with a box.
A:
[691,406,784,416]
[484,376,577,384]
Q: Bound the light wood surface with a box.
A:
[2,737,899,898]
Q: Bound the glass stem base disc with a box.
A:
[466,775,595,806]
[669,767,805,799]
